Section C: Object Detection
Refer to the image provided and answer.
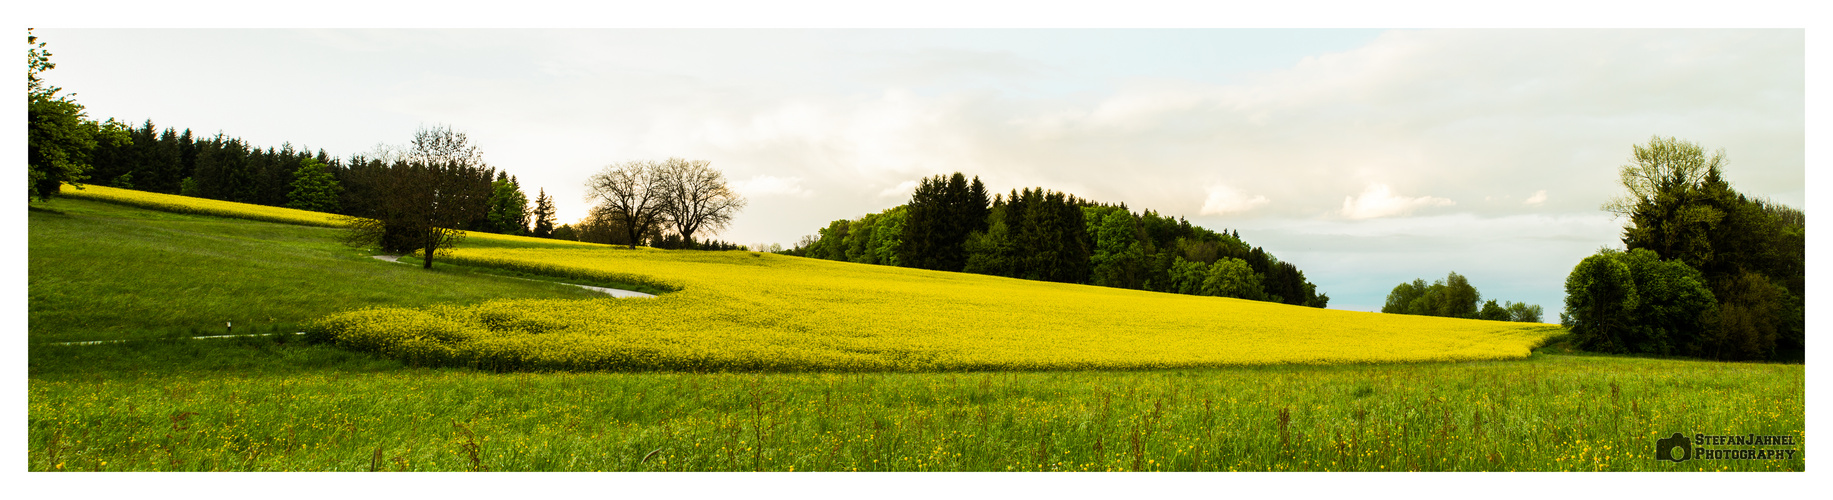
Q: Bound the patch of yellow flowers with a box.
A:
[313,245,1564,372]
[58,184,602,249]
[60,184,346,227]
[64,185,1561,372]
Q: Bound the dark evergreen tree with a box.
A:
[193,135,256,203]
[961,175,990,236]
[531,188,556,238]
[899,175,950,270]
[178,129,198,186]
[143,125,185,194]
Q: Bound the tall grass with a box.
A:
[28,341,1803,472]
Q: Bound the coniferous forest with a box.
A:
[786,172,1328,307]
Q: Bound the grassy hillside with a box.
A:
[27,196,613,344]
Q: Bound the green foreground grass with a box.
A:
[29,338,1803,471]
[27,191,1805,471]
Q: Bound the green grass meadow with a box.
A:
[25,193,1806,472]
[28,198,606,344]
[29,339,1803,472]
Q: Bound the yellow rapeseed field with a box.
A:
[59,185,1562,372]
[57,184,601,248]
[313,245,1564,372]
[60,184,347,227]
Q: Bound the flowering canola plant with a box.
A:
[311,245,1563,372]
[60,184,347,227]
[67,185,1560,372]
[58,184,602,249]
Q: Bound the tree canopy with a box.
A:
[788,172,1327,307]
[27,29,129,202]
[1565,136,1803,361]
[285,158,342,213]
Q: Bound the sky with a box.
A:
[31,28,1805,312]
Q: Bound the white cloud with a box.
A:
[1200,184,1270,215]
[38,29,1802,311]
[877,180,919,199]
[1339,184,1454,220]
[731,175,812,199]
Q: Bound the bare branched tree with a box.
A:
[576,203,662,246]
[585,160,672,249]
[654,158,747,246]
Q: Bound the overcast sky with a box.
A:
[34,28,1804,312]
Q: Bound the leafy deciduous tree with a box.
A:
[27,29,128,202]
[285,157,342,213]
[1564,249,1641,354]
[484,172,530,235]
[1201,257,1265,300]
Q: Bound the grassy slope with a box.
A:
[27,197,608,344]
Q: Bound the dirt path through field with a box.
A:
[370,255,655,298]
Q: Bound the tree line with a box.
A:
[786,172,1328,307]
[63,119,538,233]
[1382,271,1544,322]
[1563,136,1804,361]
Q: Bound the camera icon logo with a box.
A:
[1656,433,1692,463]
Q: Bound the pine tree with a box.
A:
[898,175,949,270]
[147,125,184,194]
[531,188,556,238]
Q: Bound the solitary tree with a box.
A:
[654,158,746,247]
[342,127,494,269]
[585,160,671,249]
